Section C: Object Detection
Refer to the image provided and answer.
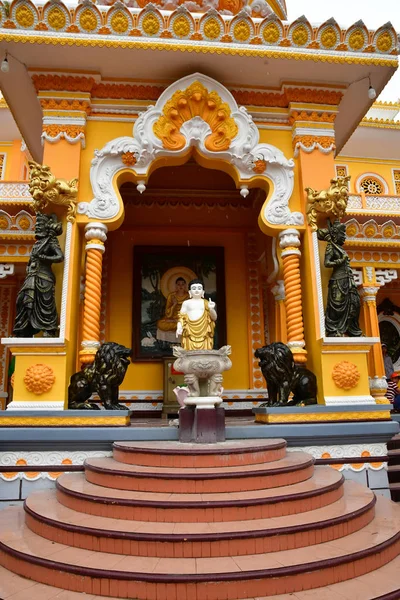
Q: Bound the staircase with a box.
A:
[0,439,400,599]
[388,433,400,502]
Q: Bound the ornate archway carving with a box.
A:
[78,73,303,228]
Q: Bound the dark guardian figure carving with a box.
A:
[317,219,362,337]
[255,342,317,406]
[68,342,132,410]
[13,213,64,337]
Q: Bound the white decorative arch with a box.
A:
[78,73,303,227]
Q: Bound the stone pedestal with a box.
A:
[179,406,225,443]
[173,346,231,444]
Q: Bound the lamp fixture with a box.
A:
[368,76,377,100]
[351,73,377,101]
[1,52,9,74]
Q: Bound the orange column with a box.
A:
[278,229,306,364]
[359,282,388,404]
[79,223,107,365]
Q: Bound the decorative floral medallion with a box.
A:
[121,152,137,166]
[332,361,360,391]
[24,364,56,395]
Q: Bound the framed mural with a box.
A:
[133,246,226,360]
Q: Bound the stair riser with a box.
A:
[113,448,287,468]
[1,538,399,600]
[390,488,400,503]
[84,465,315,493]
[25,507,375,558]
[56,485,344,522]
[388,471,400,484]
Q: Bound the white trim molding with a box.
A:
[78,73,303,228]
[324,395,376,406]
[6,401,65,410]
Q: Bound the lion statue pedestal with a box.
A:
[172,346,232,443]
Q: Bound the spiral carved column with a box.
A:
[279,229,307,364]
[79,223,108,366]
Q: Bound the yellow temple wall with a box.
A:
[335,157,399,194]
[107,227,250,392]
[0,140,26,181]
[78,121,132,208]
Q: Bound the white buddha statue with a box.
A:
[176,279,217,351]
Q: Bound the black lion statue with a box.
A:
[254,342,317,407]
[68,342,131,410]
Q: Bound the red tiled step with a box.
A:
[25,482,376,558]
[0,556,400,600]
[57,466,344,522]
[84,452,314,493]
[0,499,399,599]
[112,440,287,468]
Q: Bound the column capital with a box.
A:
[279,229,301,256]
[85,222,108,252]
[359,286,380,303]
[85,222,108,241]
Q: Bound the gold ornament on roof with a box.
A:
[320,27,337,49]
[306,175,351,231]
[203,18,221,39]
[15,4,35,28]
[262,22,280,43]
[111,11,129,33]
[153,81,238,153]
[376,31,393,52]
[348,29,365,50]
[47,6,66,30]
[28,161,78,223]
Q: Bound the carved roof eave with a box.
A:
[0,2,397,63]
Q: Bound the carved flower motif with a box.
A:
[121,151,137,166]
[383,226,394,238]
[263,22,280,44]
[376,31,392,53]
[320,27,337,48]
[110,10,129,33]
[24,364,55,395]
[332,361,360,391]
[47,6,66,30]
[253,159,267,174]
[18,217,30,230]
[142,13,160,36]
[364,225,376,238]
[15,5,35,28]
[291,24,309,46]
[233,20,250,42]
[203,17,221,40]
[346,224,357,238]
[348,29,365,50]
[0,217,8,230]
[172,16,191,38]
[79,8,98,32]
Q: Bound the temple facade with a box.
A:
[1,3,400,596]
[0,0,399,421]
